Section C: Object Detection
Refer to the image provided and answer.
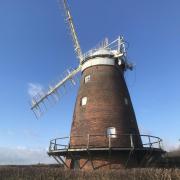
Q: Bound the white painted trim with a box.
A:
[81,57,115,72]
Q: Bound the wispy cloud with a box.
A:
[23,129,41,139]
[162,140,180,152]
[28,83,44,98]
[0,147,56,165]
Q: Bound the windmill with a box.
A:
[30,0,165,170]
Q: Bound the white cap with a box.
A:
[92,48,113,56]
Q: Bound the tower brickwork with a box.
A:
[70,64,142,148]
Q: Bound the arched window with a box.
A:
[81,97,87,106]
[107,127,117,138]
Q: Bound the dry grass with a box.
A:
[167,150,180,157]
[0,167,180,180]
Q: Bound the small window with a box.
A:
[84,75,91,83]
[107,127,117,138]
[124,98,128,105]
[81,97,87,106]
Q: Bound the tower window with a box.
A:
[124,98,128,105]
[107,127,117,138]
[84,75,91,83]
[81,97,87,106]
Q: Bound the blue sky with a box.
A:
[0,0,180,164]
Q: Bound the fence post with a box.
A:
[87,134,90,149]
[69,136,72,149]
[148,136,152,148]
[158,138,161,149]
[55,139,57,150]
[108,135,111,148]
[130,134,134,148]
[68,136,71,148]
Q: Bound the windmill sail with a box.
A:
[61,0,83,63]
[31,66,81,118]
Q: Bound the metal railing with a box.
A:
[49,134,162,152]
[49,134,163,152]
[82,36,125,61]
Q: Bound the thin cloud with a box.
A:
[0,147,56,165]
[23,129,41,139]
[162,139,180,152]
[28,83,44,98]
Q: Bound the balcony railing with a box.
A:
[49,134,163,152]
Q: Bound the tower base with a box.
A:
[48,135,165,170]
[48,148,165,170]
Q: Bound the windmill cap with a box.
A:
[92,48,113,56]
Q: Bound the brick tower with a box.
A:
[70,50,142,149]
[65,48,143,169]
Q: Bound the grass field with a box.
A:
[0,166,180,180]
[0,151,179,180]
